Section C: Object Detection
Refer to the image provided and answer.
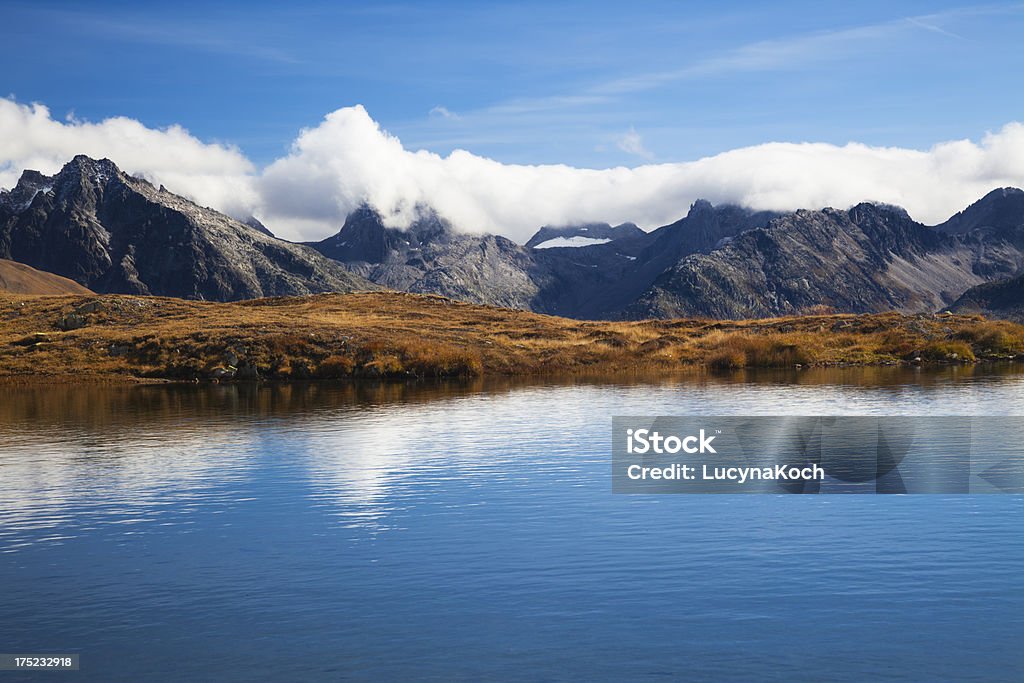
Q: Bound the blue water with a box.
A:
[1,368,1023,681]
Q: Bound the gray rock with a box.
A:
[75,300,105,314]
[108,343,132,357]
[57,312,88,331]
[210,366,236,380]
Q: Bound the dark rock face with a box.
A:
[623,202,1024,320]
[949,273,1024,322]
[0,156,374,300]
[525,222,645,249]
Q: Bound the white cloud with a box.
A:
[258,105,1024,241]
[0,98,258,217]
[4,98,1024,244]
[616,126,653,159]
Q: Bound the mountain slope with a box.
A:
[308,206,553,310]
[571,200,781,318]
[625,202,1024,319]
[936,187,1024,238]
[949,273,1024,322]
[310,201,780,317]
[0,156,375,300]
[0,259,94,295]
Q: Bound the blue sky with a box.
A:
[4,0,1024,168]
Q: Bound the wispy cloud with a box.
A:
[905,16,965,40]
[429,106,461,121]
[616,127,654,159]
[466,4,1021,117]
[14,5,301,64]
[587,8,981,96]
[484,94,612,116]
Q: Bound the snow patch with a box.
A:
[13,185,53,212]
[532,236,612,249]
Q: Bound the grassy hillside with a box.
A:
[0,259,93,295]
[1,291,1023,382]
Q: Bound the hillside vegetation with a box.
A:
[2,292,1023,382]
[0,259,93,296]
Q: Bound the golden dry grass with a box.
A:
[1,291,1022,383]
[0,259,93,295]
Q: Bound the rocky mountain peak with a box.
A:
[1,169,54,212]
[315,203,458,264]
[639,200,779,260]
[978,186,1024,202]
[16,169,49,188]
[687,198,715,216]
[18,155,130,212]
[319,204,388,260]
[59,155,123,186]
[937,186,1024,236]
[848,201,911,222]
[345,203,383,224]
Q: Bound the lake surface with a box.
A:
[1,366,1023,681]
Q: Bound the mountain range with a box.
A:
[2,155,1023,321]
[0,156,374,300]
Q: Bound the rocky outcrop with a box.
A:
[0,156,375,300]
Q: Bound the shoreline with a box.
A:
[2,291,1023,384]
